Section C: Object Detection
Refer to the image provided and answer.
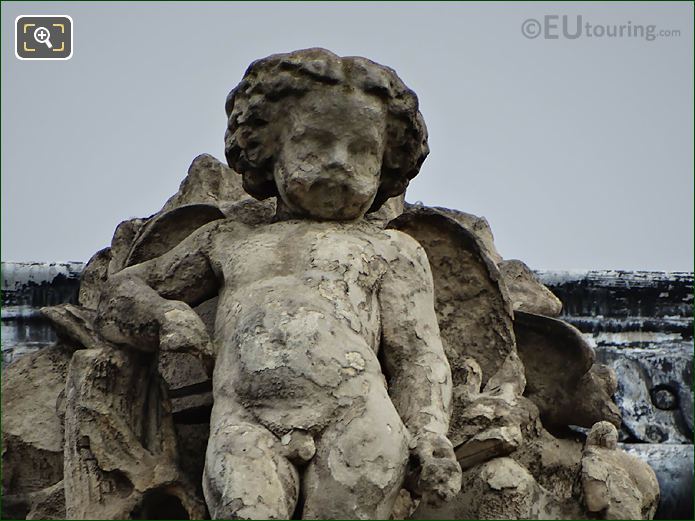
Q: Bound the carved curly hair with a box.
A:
[224,48,429,213]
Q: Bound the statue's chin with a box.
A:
[292,204,367,221]
[281,187,375,221]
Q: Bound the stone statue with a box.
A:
[94,48,461,519]
[1,48,660,521]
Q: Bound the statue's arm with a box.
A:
[378,230,461,504]
[379,231,451,435]
[95,220,226,367]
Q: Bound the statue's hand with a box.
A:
[160,302,215,377]
[410,431,462,506]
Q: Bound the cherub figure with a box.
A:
[96,48,462,519]
[581,422,659,519]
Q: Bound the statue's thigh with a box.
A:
[301,394,410,520]
[203,415,299,520]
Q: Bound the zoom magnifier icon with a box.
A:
[33,26,53,48]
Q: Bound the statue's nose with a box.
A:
[326,142,350,170]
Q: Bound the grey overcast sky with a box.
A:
[1,1,693,270]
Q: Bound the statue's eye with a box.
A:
[348,140,376,155]
[290,128,332,147]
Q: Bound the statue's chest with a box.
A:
[305,230,389,292]
[220,225,389,291]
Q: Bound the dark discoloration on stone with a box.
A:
[514,311,621,430]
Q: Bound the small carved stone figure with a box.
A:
[582,422,659,519]
[96,48,462,519]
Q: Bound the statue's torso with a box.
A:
[208,219,395,432]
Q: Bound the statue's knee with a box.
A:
[346,420,409,466]
[326,428,409,491]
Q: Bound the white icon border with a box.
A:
[15,15,73,61]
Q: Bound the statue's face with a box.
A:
[603,430,618,450]
[273,88,387,220]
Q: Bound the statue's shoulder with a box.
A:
[379,227,427,259]
[205,217,257,247]
[213,216,255,233]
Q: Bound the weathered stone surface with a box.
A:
[419,416,664,521]
[514,311,621,430]
[219,197,276,225]
[41,303,99,349]
[171,390,213,420]
[107,218,145,276]
[510,428,585,504]
[2,344,71,517]
[581,422,659,520]
[1,344,70,479]
[124,204,225,267]
[3,480,67,520]
[455,425,523,470]
[63,346,205,519]
[175,423,211,498]
[161,153,248,212]
[390,206,515,387]
[413,456,580,520]
[225,49,428,214]
[159,351,210,392]
[367,193,405,227]
[499,259,562,316]
[193,296,218,338]
[390,488,419,519]
[448,354,534,459]
[78,247,110,310]
[410,205,503,265]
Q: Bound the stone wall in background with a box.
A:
[537,270,693,520]
[2,262,84,364]
[537,270,693,445]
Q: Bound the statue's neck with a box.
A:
[272,198,365,224]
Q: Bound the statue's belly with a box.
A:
[214,288,383,432]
